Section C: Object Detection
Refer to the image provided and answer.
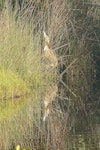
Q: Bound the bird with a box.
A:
[43,85,58,121]
[43,31,58,67]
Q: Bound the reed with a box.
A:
[0,0,99,150]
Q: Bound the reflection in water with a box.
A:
[0,93,100,150]
[0,92,42,150]
[43,85,58,121]
[70,131,100,150]
[0,97,28,121]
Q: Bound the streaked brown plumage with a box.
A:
[43,31,58,67]
[43,31,58,121]
[43,85,58,121]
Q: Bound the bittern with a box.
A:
[43,85,58,121]
[43,31,58,67]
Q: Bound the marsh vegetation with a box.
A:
[0,0,100,150]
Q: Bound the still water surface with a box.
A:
[0,95,100,150]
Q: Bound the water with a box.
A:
[70,131,100,150]
[0,95,100,150]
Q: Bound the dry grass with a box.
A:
[0,0,100,150]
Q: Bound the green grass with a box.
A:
[0,9,56,150]
[0,96,28,121]
[0,67,29,99]
[0,10,50,95]
[0,1,99,150]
